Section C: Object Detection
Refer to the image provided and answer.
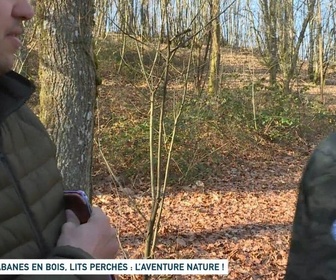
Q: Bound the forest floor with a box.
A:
[90,44,336,279]
[93,146,306,280]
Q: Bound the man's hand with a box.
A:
[57,207,119,259]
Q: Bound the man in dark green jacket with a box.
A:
[0,1,119,279]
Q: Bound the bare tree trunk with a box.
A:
[208,0,221,95]
[37,1,97,196]
[308,17,316,82]
[117,0,126,33]
[128,0,135,34]
[141,0,150,38]
[317,0,325,103]
[94,0,108,39]
[281,0,294,94]
[258,0,279,86]
[281,0,316,93]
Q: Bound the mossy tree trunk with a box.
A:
[37,0,97,197]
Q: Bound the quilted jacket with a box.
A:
[0,71,109,280]
[285,132,336,279]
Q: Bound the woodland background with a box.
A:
[18,0,336,279]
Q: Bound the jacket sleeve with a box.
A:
[13,246,114,280]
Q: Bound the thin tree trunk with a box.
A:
[308,18,315,82]
[208,0,221,95]
[317,0,324,103]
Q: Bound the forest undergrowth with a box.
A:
[89,37,336,279]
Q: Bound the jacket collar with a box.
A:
[0,71,35,122]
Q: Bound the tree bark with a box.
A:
[37,1,97,196]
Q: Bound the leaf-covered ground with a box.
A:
[92,146,309,279]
